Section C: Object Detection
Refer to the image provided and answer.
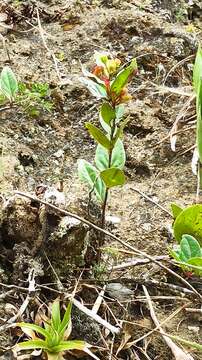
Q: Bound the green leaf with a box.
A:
[115,104,125,123]
[99,112,111,134]
[79,77,107,99]
[59,302,72,338]
[169,248,181,262]
[78,160,106,202]
[196,81,202,163]
[51,300,61,332]
[85,123,111,150]
[110,59,137,96]
[100,168,125,188]
[111,127,121,147]
[95,139,126,171]
[173,204,202,246]
[16,339,48,351]
[51,340,87,352]
[17,322,50,340]
[171,203,183,219]
[0,66,18,101]
[193,47,202,163]
[100,102,115,126]
[193,46,202,96]
[180,234,202,260]
[186,257,202,276]
[168,334,202,352]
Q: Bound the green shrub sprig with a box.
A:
[78,52,137,226]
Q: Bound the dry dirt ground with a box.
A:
[0,0,202,359]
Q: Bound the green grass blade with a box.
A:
[17,322,50,340]
[168,334,202,352]
[51,300,61,331]
[16,339,48,351]
[59,302,72,337]
[50,340,87,352]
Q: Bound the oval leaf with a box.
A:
[100,102,115,126]
[79,77,107,99]
[115,104,125,124]
[173,204,202,246]
[180,234,202,260]
[95,139,126,171]
[171,203,183,219]
[100,168,125,188]
[110,59,137,96]
[85,123,111,150]
[99,112,111,134]
[0,66,18,101]
[78,159,105,202]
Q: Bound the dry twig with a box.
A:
[14,191,202,300]
[143,285,194,360]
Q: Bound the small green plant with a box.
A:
[16,82,54,116]
[0,66,54,116]
[16,299,99,360]
[170,234,202,276]
[78,52,137,226]
[170,203,202,276]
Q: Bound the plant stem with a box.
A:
[196,161,202,203]
[101,188,108,228]
[101,112,116,228]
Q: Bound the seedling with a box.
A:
[170,203,202,276]
[17,82,54,116]
[0,66,54,116]
[78,52,137,226]
[170,234,202,276]
[16,299,99,360]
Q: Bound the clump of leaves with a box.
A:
[170,234,202,276]
[170,203,202,276]
[15,299,99,360]
[78,52,137,226]
[16,82,54,116]
[0,66,54,116]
